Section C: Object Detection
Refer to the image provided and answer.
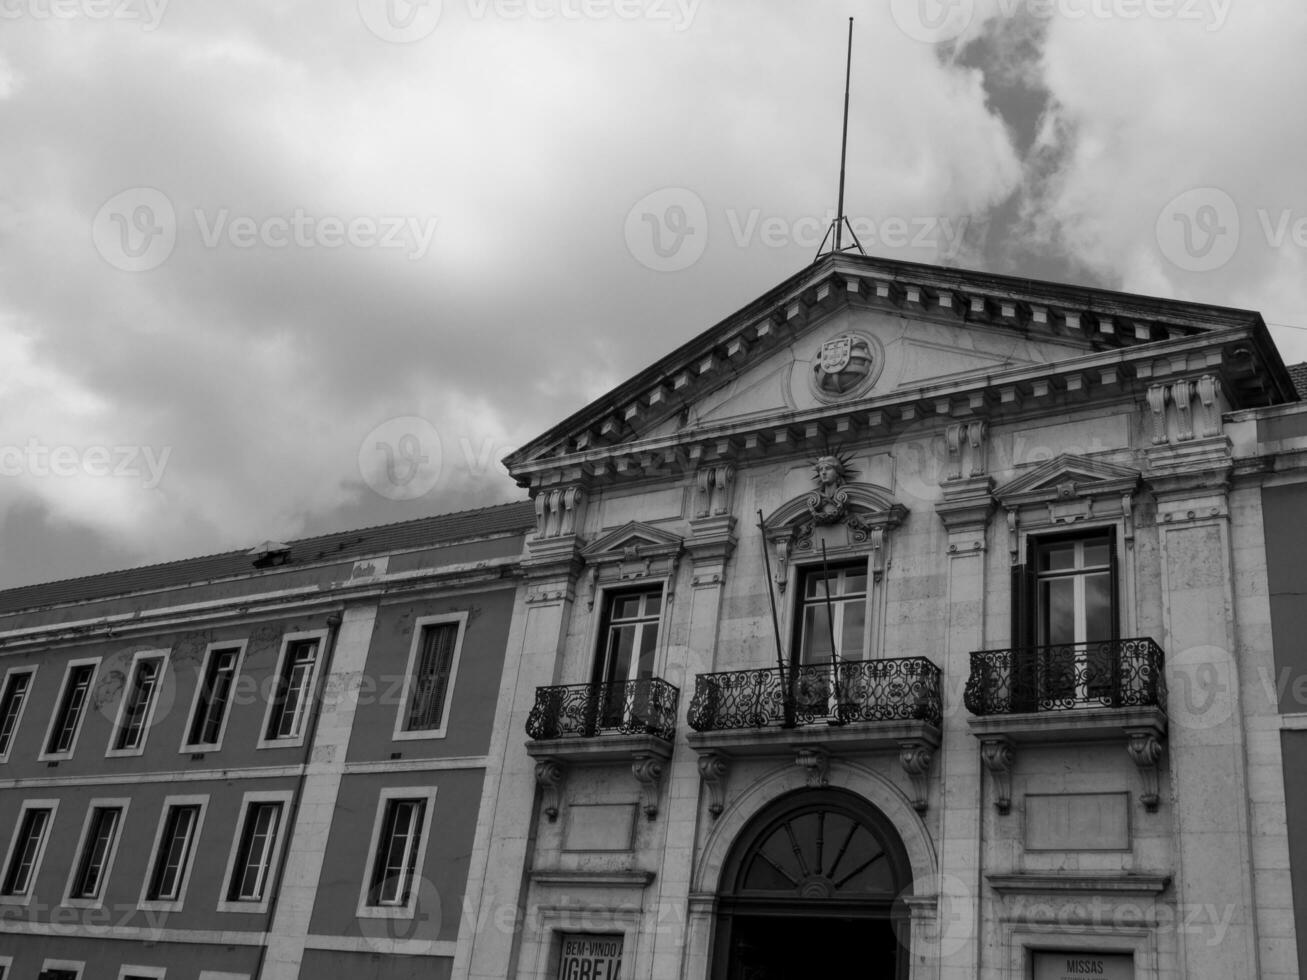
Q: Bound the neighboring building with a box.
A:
[468,252,1304,980]
[0,501,534,980]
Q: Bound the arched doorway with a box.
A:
[711,787,911,979]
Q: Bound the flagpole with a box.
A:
[834,16,853,253]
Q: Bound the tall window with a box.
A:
[366,797,427,907]
[264,639,320,742]
[112,655,164,752]
[1,805,54,897]
[146,803,202,902]
[226,801,282,903]
[1034,533,1115,645]
[793,563,867,664]
[592,587,663,729]
[44,662,96,757]
[69,806,123,900]
[400,622,460,734]
[186,646,241,748]
[0,669,34,760]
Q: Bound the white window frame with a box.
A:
[118,966,166,980]
[39,961,84,980]
[38,657,100,762]
[63,797,130,908]
[356,786,438,920]
[180,641,248,753]
[391,613,467,742]
[138,794,208,912]
[216,789,293,913]
[106,649,170,758]
[0,954,12,980]
[256,630,327,750]
[0,798,59,906]
[0,664,37,764]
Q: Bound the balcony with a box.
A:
[963,638,1168,813]
[525,678,679,821]
[964,637,1167,716]
[685,657,943,813]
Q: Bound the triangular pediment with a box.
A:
[996,454,1142,505]
[504,253,1292,491]
[581,521,682,561]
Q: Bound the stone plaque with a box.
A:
[1032,951,1134,979]
[1025,793,1129,851]
[563,803,637,852]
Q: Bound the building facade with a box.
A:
[468,252,1305,980]
[0,502,534,980]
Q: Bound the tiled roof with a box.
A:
[0,500,536,615]
[1287,362,1307,400]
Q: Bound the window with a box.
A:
[260,636,322,746]
[592,587,663,729]
[0,667,35,761]
[109,652,167,755]
[184,644,244,749]
[38,963,82,980]
[1012,529,1119,708]
[1,801,57,899]
[358,787,437,917]
[394,616,465,740]
[792,562,868,665]
[117,969,166,980]
[142,797,206,907]
[67,803,126,902]
[42,660,98,758]
[219,793,290,911]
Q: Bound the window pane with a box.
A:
[1039,542,1076,572]
[841,599,865,656]
[1084,571,1112,641]
[370,799,425,906]
[149,806,198,900]
[2,808,50,895]
[48,665,94,754]
[1082,539,1112,568]
[642,592,661,617]
[72,807,121,899]
[0,672,32,756]
[190,649,238,746]
[229,802,281,901]
[404,626,457,732]
[1039,578,1077,646]
[267,641,318,740]
[117,659,161,750]
[801,606,833,663]
[612,595,642,620]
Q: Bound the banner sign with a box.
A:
[558,933,623,980]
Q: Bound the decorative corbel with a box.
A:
[695,468,713,519]
[898,740,935,813]
[534,758,566,821]
[632,753,667,820]
[1122,494,1135,547]
[698,752,729,819]
[795,747,830,787]
[945,423,964,480]
[967,420,988,477]
[774,536,791,593]
[979,737,1015,815]
[713,465,735,516]
[585,565,600,609]
[1196,375,1220,437]
[1126,730,1164,813]
[1172,379,1194,442]
[1146,384,1169,446]
[869,526,886,581]
[1006,508,1019,564]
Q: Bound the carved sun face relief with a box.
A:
[808,331,884,403]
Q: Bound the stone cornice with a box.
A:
[507,252,1291,485]
[511,325,1281,492]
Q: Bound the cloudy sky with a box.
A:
[0,0,1304,589]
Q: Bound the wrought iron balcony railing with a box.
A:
[686,657,943,732]
[964,638,1167,716]
[526,677,679,742]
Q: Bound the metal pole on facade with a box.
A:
[758,510,794,728]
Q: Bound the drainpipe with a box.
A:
[253,608,345,980]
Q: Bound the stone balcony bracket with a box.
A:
[969,707,1167,814]
[527,735,674,822]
